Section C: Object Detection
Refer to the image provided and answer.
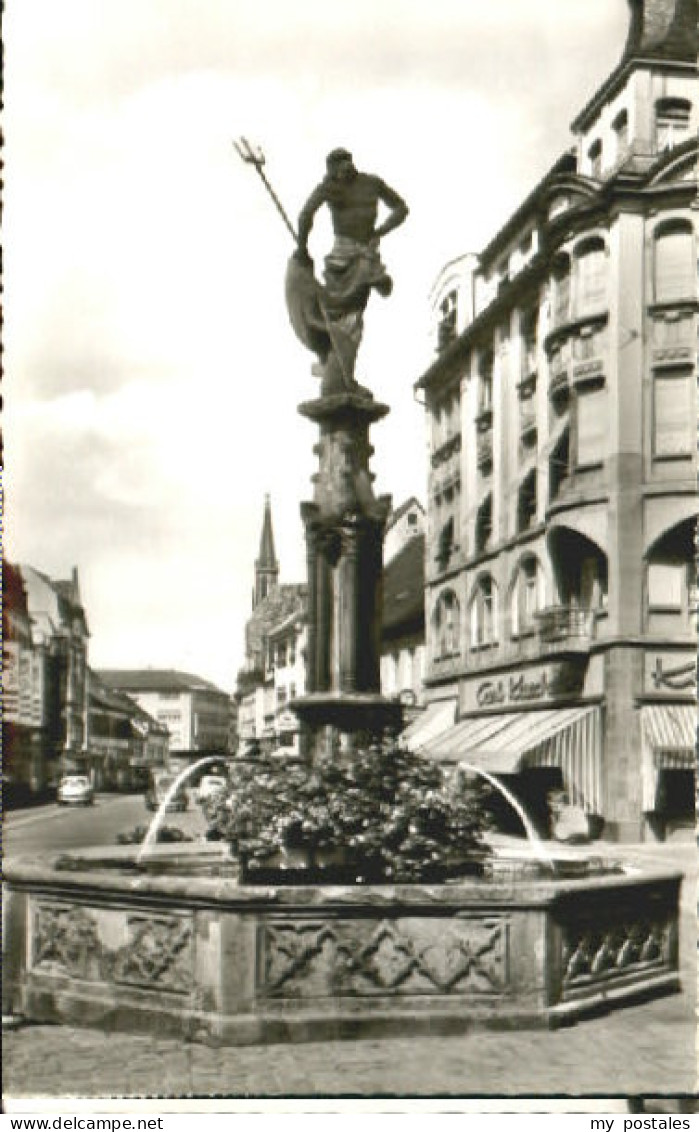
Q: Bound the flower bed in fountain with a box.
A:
[201,742,493,884]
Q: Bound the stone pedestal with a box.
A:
[293,392,401,751]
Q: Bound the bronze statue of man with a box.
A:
[285,149,409,397]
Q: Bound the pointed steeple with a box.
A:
[253,494,279,608]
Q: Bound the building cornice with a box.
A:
[571,57,697,135]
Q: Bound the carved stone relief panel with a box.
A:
[258,915,508,999]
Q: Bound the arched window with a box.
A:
[587,139,602,179]
[551,254,571,325]
[509,556,545,637]
[434,590,461,659]
[470,575,498,649]
[655,98,691,153]
[654,222,695,304]
[575,237,606,316]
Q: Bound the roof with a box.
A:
[381,534,425,638]
[572,0,697,132]
[387,497,425,530]
[97,669,229,696]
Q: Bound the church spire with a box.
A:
[253,493,279,608]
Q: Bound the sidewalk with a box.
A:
[4,842,696,1103]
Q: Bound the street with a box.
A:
[4,792,209,857]
[3,799,697,1102]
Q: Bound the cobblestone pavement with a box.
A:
[4,843,696,1104]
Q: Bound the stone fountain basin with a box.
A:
[3,844,682,1046]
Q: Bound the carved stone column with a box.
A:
[291,392,402,752]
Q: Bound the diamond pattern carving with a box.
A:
[260,916,507,998]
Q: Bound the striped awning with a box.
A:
[641,704,697,811]
[423,706,602,813]
[641,704,696,768]
[400,699,457,752]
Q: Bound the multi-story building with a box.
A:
[98,669,231,755]
[15,564,91,785]
[412,0,697,841]
[235,495,307,753]
[88,671,169,790]
[381,500,427,707]
[2,562,45,801]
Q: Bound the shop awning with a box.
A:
[400,699,457,752]
[642,704,696,768]
[423,705,603,813]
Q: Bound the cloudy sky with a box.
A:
[4,0,629,693]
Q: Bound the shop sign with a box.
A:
[644,652,697,696]
[461,662,584,714]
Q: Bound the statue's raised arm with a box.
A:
[285,148,409,398]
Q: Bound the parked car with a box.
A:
[194,774,228,804]
[144,771,188,813]
[57,775,94,806]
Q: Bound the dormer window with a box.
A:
[655,98,691,154]
[588,139,602,179]
[437,290,458,350]
[612,109,629,162]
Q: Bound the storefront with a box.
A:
[411,658,604,838]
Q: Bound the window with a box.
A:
[510,557,544,636]
[437,517,456,570]
[408,511,418,527]
[549,428,570,500]
[478,350,494,415]
[521,309,538,379]
[434,590,461,659]
[653,369,693,457]
[475,495,493,554]
[588,139,602,178]
[576,385,607,467]
[438,290,458,350]
[653,223,695,304]
[552,255,571,324]
[655,98,691,153]
[648,562,685,610]
[470,576,498,648]
[612,109,629,161]
[575,238,606,316]
[276,687,287,708]
[516,471,537,532]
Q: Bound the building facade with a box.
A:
[98,669,232,756]
[413,0,697,841]
[11,564,91,787]
[235,495,307,753]
[380,500,427,707]
[3,563,45,800]
[88,672,169,790]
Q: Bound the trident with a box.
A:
[232,136,353,390]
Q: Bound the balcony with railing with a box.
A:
[536,605,594,654]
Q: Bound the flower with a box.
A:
[203,741,492,882]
